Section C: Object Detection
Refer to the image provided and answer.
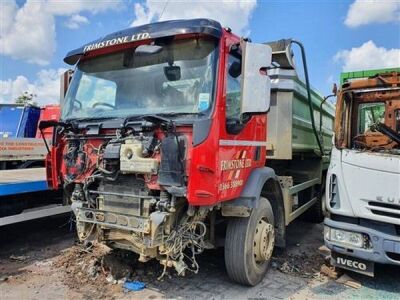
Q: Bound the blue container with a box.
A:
[0,104,41,138]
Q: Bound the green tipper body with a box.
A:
[267,69,335,160]
[340,67,400,85]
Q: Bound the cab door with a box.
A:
[217,39,270,202]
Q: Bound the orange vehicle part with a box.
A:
[335,71,400,150]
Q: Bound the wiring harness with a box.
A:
[158,221,206,279]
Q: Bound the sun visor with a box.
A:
[64,18,223,65]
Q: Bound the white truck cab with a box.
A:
[324,69,400,276]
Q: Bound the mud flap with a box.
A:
[331,252,374,277]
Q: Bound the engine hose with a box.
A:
[291,40,324,157]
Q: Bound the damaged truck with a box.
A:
[41,19,334,285]
[325,69,400,276]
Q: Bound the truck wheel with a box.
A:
[224,197,275,286]
[304,184,325,223]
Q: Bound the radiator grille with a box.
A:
[368,201,400,219]
[99,176,148,216]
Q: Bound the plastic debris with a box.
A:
[318,245,331,256]
[336,274,362,289]
[320,264,339,279]
[9,255,29,261]
[123,280,146,291]
[106,274,117,284]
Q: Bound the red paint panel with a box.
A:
[187,30,267,206]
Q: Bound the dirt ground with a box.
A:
[1,214,400,300]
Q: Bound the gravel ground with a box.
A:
[0,214,399,300]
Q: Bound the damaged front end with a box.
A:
[52,26,221,276]
[64,122,208,276]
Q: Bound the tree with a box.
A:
[15,91,37,106]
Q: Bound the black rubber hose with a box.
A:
[291,40,324,156]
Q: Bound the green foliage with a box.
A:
[14,91,37,106]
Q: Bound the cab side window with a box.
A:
[226,54,242,134]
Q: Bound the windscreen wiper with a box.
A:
[370,122,400,145]
[141,112,206,127]
[153,112,205,117]
[123,112,204,127]
[122,114,148,127]
[64,116,119,124]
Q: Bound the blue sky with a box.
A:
[1,0,399,104]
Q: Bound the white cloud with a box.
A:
[65,14,90,30]
[45,0,121,16]
[131,0,257,35]
[0,68,67,105]
[1,0,18,35]
[326,75,334,84]
[334,40,400,71]
[0,0,56,65]
[0,0,122,65]
[345,0,400,28]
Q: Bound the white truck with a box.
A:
[324,69,400,276]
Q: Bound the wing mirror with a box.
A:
[332,83,338,96]
[240,41,272,115]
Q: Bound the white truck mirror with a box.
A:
[60,69,74,109]
[240,42,272,114]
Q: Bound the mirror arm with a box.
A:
[319,94,335,140]
[229,43,242,58]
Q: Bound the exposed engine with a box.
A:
[64,127,208,277]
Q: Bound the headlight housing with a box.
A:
[324,226,366,248]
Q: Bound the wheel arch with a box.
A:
[261,177,286,248]
[221,167,286,248]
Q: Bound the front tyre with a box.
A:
[224,197,275,286]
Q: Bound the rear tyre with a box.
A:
[304,183,325,223]
[224,197,275,286]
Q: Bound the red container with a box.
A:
[35,105,60,139]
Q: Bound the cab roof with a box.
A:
[64,18,223,65]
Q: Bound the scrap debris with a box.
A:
[53,241,166,297]
[336,274,362,289]
[320,264,340,279]
[9,255,30,262]
[317,245,331,256]
[54,242,141,286]
[272,250,325,278]
[52,240,361,298]
[272,243,364,288]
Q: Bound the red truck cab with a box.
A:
[44,19,332,286]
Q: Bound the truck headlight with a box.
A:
[324,226,364,248]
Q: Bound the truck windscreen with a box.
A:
[62,37,218,121]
